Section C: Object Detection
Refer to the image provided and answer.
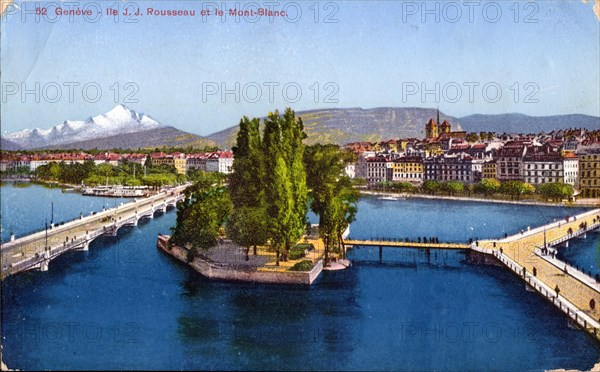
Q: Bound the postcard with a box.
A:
[1,0,599,370]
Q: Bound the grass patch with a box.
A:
[288,260,315,272]
[288,243,315,260]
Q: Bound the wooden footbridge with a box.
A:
[343,240,469,250]
[344,208,600,342]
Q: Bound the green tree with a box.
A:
[391,182,415,193]
[226,207,269,260]
[476,178,501,196]
[280,108,308,260]
[261,109,308,264]
[352,177,368,187]
[422,180,441,195]
[305,144,359,262]
[144,154,153,168]
[442,181,465,196]
[466,133,480,143]
[500,180,534,200]
[170,184,231,258]
[228,116,269,257]
[537,182,574,201]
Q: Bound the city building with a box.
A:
[579,151,600,198]
[206,151,233,174]
[496,141,529,181]
[482,161,497,179]
[391,157,424,185]
[424,153,483,183]
[345,163,356,179]
[366,154,393,185]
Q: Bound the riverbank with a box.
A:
[157,235,325,285]
[0,176,82,191]
[360,190,600,208]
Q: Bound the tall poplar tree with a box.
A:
[228,117,268,258]
[262,111,293,265]
[280,108,308,261]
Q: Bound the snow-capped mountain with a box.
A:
[5,105,165,149]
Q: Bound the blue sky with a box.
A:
[1,0,599,136]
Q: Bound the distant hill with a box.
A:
[4,106,599,150]
[3,105,216,151]
[458,113,600,134]
[42,126,217,151]
[207,107,461,148]
[0,138,20,151]
[207,108,600,147]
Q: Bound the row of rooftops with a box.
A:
[363,142,580,165]
[347,129,600,153]
[365,152,484,163]
[0,151,234,163]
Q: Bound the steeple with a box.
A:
[425,118,438,139]
[436,107,440,128]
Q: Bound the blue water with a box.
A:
[557,232,600,278]
[349,196,590,243]
[1,187,599,370]
[0,183,128,242]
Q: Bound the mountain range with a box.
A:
[3,105,216,150]
[1,105,598,150]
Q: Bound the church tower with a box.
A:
[440,120,451,134]
[425,118,438,139]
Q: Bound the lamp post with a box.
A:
[543,225,547,254]
[45,218,48,253]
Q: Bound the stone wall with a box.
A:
[157,235,323,285]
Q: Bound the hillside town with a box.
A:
[343,113,600,199]
[0,150,234,176]
[1,115,599,199]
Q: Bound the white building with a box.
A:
[344,163,356,179]
[562,153,579,187]
[206,151,234,174]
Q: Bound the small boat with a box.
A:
[379,195,406,201]
[82,185,149,198]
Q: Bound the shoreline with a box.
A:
[360,190,600,208]
[0,177,82,190]
[157,235,324,285]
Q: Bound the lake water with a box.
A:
[1,185,599,370]
[0,182,128,242]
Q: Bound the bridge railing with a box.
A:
[498,209,600,243]
[1,190,186,250]
[546,222,600,248]
[2,187,187,278]
[492,249,600,340]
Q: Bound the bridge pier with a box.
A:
[76,241,89,252]
[39,260,49,272]
[1,185,190,280]
[38,252,49,271]
[379,246,382,262]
